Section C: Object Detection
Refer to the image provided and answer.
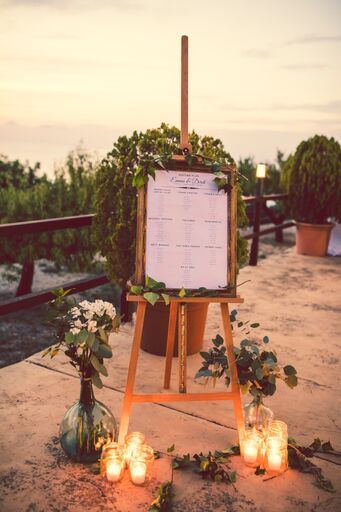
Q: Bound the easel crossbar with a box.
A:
[127,295,244,304]
[131,392,237,403]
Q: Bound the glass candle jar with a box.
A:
[100,442,125,482]
[268,420,288,440]
[124,432,146,465]
[264,435,288,474]
[242,430,264,468]
[129,444,154,485]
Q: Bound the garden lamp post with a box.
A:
[249,163,267,266]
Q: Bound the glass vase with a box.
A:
[60,378,117,463]
[243,396,274,433]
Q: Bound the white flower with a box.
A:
[71,307,80,318]
[74,319,85,329]
[87,320,97,333]
[70,327,80,334]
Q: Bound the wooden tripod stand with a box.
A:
[118,295,245,445]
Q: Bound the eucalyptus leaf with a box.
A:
[91,372,103,389]
[90,354,108,377]
[96,343,112,359]
[284,365,297,376]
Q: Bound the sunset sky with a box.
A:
[0,0,340,175]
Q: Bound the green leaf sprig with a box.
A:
[148,481,174,512]
[167,445,237,486]
[195,310,298,400]
[287,438,336,493]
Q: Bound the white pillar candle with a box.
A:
[267,449,281,471]
[130,461,147,485]
[106,460,123,482]
[243,439,258,464]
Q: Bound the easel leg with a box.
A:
[118,301,147,445]
[163,301,178,389]
[178,303,187,393]
[220,303,245,445]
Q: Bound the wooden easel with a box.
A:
[118,36,245,445]
[118,295,245,445]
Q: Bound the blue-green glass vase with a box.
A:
[60,378,117,463]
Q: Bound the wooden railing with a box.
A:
[0,194,293,316]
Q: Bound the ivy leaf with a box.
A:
[178,287,186,298]
[167,444,175,453]
[132,173,148,188]
[130,285,143,295]
[161,293,170,306]
[145,276,166,290]
[147,167,156,180]
[143,292,160,306]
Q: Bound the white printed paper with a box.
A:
[145,170,228,289]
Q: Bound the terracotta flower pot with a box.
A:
[141,302,208,356]
[296,222,333,256]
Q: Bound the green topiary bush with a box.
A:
[92,123,248,316]
[286,135,341,224]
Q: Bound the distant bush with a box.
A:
[0,147,99,295]
[285,135,341,224]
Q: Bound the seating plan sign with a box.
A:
[145,169,228,290]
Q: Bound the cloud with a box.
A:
[0,0,141,10]
[281,64,328,70]
[242,49,272,59]
[284,34,341,46]
[271,100,341,113]
[221,100,341,114]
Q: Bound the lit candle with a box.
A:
[106,459,123,482]
[243,439,258,464]
[130,461,147,485]
[267,437,281,450]
[267,449,281,471]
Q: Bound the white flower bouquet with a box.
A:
[43,292,120,388]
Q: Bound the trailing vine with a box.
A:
[92,124,249,316]
[129,276,251,305]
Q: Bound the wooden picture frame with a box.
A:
[135,157,238,296]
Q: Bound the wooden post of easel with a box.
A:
[117,35,245,447]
